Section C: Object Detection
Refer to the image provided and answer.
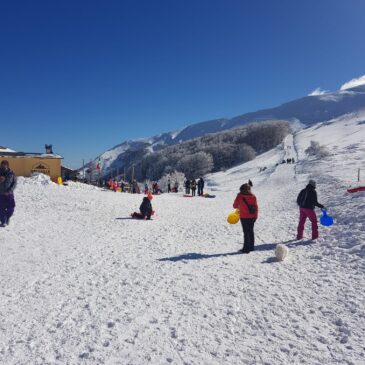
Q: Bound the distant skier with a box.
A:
[0,160,17,227]
[191,179,197,196]
[296,180,325,240]
[233,183,258,253]
[197,177,205,196]
[131,195,154,220]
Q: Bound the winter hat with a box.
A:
[308,179,316,188]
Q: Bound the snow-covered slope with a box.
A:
[1,113,364,364]
[94,83,365,177]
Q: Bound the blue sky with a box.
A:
[1,0,364,168]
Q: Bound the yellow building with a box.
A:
[0,146,63,181]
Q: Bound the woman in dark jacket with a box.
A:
[233,183,259,253]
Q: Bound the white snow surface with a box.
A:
[1,114,365,365]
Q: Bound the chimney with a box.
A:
[45,144,53,154]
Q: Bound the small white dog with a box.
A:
[275,244,289,261]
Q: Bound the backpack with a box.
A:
[297,189,307,208]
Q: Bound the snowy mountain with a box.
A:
[2,112,364,364]
[94,83,365,176]
[0,146,15,152]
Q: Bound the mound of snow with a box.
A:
[65,181,101,191]
[18,173,54,186]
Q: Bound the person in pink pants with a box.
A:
[296,180,325,240]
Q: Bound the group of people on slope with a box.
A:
[185,177,204,197]
[233,179,324,254]
[167,179,179,193]
[107,179,140,193]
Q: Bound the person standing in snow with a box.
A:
[233,183,258,253]
[0,160,17,227]
[167,179,171,193]
[197,177,204,196]
[296,180,324,240]
[185,179,191,195]
[191,179,197,196]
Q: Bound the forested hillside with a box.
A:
[119,120,290,180]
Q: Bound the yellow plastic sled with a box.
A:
[227,209,240,224]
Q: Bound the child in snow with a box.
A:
[131,195,153,220]
[233,182,259,253]
[296,180,325,240]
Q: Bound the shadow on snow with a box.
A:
[159,251,241,262]
[159,243,279,263]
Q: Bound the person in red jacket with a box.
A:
[233,183,258,253]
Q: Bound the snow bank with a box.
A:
[64,180,101,191]
[18,173,54,186]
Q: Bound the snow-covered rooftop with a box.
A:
[0,151,63,158]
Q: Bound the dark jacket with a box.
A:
[297,185,324,210]
[140,197,152,216]
[198,178,204,188]
[0,169,17,194]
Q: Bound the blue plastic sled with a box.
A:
[320,210,333,226]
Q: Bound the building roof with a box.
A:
[0,151,63,159]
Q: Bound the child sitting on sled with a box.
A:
[131,195,154,220]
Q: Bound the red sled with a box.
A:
[347,186,365,193]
